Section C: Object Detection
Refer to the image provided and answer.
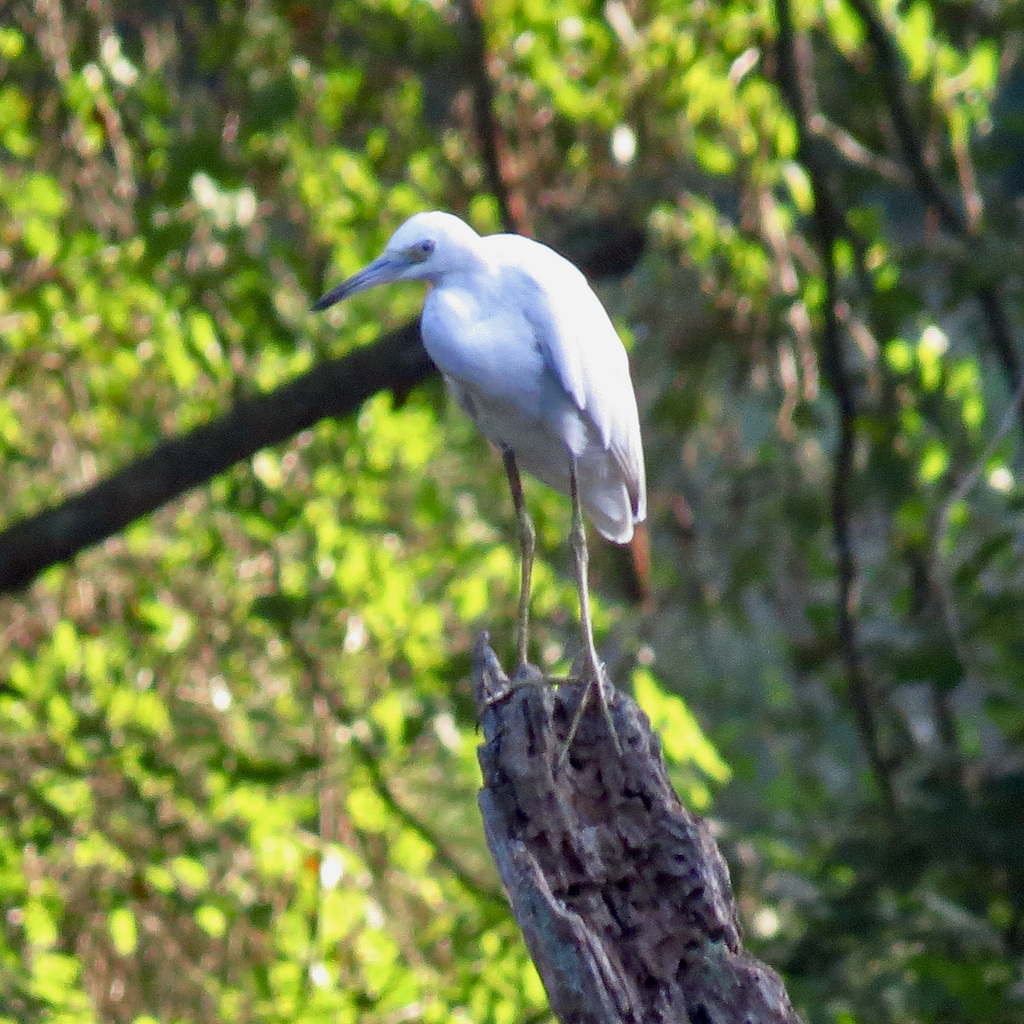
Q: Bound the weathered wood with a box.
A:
[473,634,802,1024]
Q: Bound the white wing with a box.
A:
[487,234,646,527]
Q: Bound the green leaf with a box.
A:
[195,904,227,938]
[346,787,390,834]
[633,668,731,785]
[108,906,138,956]
[918,440,948,483]
[783,160,814,214]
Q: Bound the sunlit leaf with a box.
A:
[108,906,138,956]
[918,441,949,483]
[633,667,731,785]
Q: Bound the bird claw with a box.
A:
[558,656,624,766]
[483,653,625,762]
[484,659,546,707]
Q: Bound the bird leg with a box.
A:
[562,459,623,760]
[502,447,538,679]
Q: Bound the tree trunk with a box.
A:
[473,634,802,1024]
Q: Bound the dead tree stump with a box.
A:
[473,633,802,1024]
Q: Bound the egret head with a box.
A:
[313,211,482,311]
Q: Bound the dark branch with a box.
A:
[458,0,528,235]
[820,231,896,814]
[473,635,802,1024]
[774,0,895,813]
[0,323,431,595]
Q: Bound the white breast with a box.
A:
[422,284,545,412]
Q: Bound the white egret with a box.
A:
[314,211,645,752]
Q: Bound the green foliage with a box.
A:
[2,1,1024,1022]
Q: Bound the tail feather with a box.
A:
[583,479,636,544]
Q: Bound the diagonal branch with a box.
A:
[285,618,507,910]
[0,323,432,595]
[975,284,1023,438]
[774,0,896,813]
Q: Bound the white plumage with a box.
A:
[315,210,646,749]
[316,210,645,542]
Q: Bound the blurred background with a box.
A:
[2,1,1024,1021]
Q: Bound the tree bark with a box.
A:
[473,634,802,1024]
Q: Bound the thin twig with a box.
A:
[353,738,506,911]
[809,113,906,184]
[941,378,1024,517]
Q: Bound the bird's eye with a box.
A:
[420,239,435,257]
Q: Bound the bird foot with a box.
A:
[483,652,625,764]
[558,657,623,765]
[483,659,547,708]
